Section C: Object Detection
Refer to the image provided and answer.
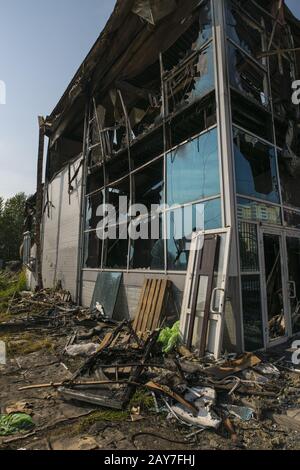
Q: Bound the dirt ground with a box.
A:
[1,324,300,451]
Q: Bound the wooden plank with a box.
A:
[146,279,162,331]
[133,278,171,335]
[141,279,157,333]
[151,280,169,331]
[150,280,168,331]
[133,279,149,332]
[137,279,153,333]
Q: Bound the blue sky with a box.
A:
[0,0,299,199]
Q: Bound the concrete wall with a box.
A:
[41,157,82,300]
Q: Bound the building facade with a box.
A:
[29,0,300,355]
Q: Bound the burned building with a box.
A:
[27,0,300,357]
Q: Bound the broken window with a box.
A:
[163,43,215,116]
[131,127,164,170]
[167,198,222,271]
[234,128,280,203]
[237,197,281,225]
[278,151,300,210]
[86,168,105,195]
[129,214,164,270]
[167,128,220,207]
[167,93,217,150]
[107,177,131,225]
[103,222,129,270]
[226,0,264,60]
[231,90,273,142]
[85,190,105,231]
[133,158,164,212]
[270,54,295,118]
[83,231,102,269]
[228,43,269,108]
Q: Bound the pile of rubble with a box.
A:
[1,288,300,450]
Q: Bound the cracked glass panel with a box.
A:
[167,199,222,271]
[228,43,269,108]
[234,128,280,203]
[226,0,263,60]
[164,44,214,115]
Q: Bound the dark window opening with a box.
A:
[103,222,129,270]
[278,150,300,209]
[164,44,214,116]
[167,199,222,271]
[234,128,280,203]
[231,90,273,142]
[133,158,164,212]
[129,215,164,270]
[85,190,105,231]
[226,0,263,59]
[86,168,105,195]
[166,92,216,150]
[229,43,269,109]
[83,231,102,269]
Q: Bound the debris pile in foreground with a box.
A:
[1,284,300,450]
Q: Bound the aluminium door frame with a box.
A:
[282,228,300,339]
[180,227,232,359]
[258,225,292,349]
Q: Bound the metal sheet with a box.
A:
[90,272,123,318]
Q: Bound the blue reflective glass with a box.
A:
[167,198,222,271]
[167,128,220,206]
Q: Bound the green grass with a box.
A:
[0,270,27,317]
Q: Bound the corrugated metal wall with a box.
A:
[42,157,82,300]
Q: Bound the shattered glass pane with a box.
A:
[167,199,222,271]
[85,190,105,231]
[107,178,130,225]
[103,223,129,270]
[133,158,164,212]
[270,55,294,118]
[165,44,214,115]
[237,198,281,225]
[167,128,220,206]
[129,214,164,270]
[234,128,280,203]
[226,0,263,60]
[86,168,105,195]
[195,0,212,49]
[228,43,269,108]
[83,231,102,269]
